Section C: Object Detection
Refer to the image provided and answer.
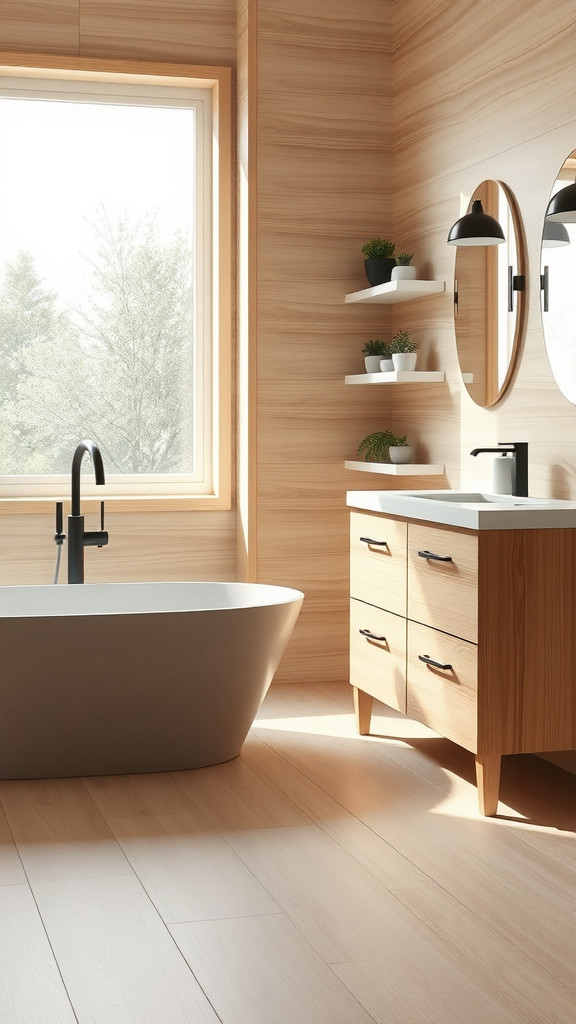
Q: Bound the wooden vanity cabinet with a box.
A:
[349,509,576,815]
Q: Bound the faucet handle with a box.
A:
[82,502,109,550]
[98,501,107,549]
[54,502,65,545]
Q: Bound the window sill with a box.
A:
[0,494,232,515]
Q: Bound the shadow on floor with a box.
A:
[367,729,576,832]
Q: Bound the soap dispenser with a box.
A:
[492,453,514,495]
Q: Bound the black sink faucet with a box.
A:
[67,440,109,583]
[469,442,528,497]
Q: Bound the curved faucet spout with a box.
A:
[71,440,106,516]
[470,441,528,497]
[67,440,109,584]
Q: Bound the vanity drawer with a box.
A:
[350,599,407,713]
[407,523,478,643]
[407,621,478,753]
[350,511,407,616]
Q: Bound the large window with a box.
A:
[0,60,231,505]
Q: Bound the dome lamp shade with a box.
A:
[545,179,576,223]
[447,200,506,246]
[542,220,570,247]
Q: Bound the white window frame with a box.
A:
[0,55,231,511]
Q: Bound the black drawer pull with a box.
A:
[419,654,453,671]
[359,629,387,642]
[418,549,453,563]
[359,537,388,547]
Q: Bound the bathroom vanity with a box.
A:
[347,490,576,814]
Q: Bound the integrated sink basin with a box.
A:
[346,489,576,530]
[410,492,522,503]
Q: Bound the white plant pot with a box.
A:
[389,446,412,465]
[392,352,417,371]
[364,355,384,373]
[391,265,417,280]
[380,358,394,372]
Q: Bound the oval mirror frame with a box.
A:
[540,150,576,405]
[454,180,526,408]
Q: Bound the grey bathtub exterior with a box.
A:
[0,581,303,780]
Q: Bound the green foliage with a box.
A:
[0,252,62,401]
[357,430,408,462]
[0,210,195,475]
[395,252,413,266]
[389,329,418,354]
[0,252,84,472]
[73,210,194,474]
[361,238,396,260]
[361,338,392,357]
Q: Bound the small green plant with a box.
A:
[395,252,413,266]
[361,238,396,260]
[357,430,408,462]
[389,329,418,354]
[361,338,392,357]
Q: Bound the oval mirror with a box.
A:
[540,150,576,404]
[454,180,526,407]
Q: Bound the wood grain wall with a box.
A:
[0,1,237,586]
[390,0,576,769]
[0,0,237,65]
[240,0,395,682]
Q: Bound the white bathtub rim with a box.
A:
[0,580,305,618]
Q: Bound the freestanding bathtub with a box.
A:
[0,581,303,780]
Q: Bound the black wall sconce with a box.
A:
[508,266,525,312]
[447,200,506,246]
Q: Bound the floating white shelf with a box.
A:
[345,370,445,385]
[345,280,446,304]
[344,461,445,476]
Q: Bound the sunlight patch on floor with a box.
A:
[254,715,359,738]
[254,711,435,745]
[427,790,532,823]
[365,713,441,740]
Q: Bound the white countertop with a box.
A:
[346,489,576,531]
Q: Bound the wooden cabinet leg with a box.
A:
[475,754,501,816]
[353,687,373,735]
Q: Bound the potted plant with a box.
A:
[391,252,417,281]
[389,439,413,464]
[361,238,396,287]
[357,430,411,465]
[379,348,394,372]
[389,329,418,371]
[361,338,392,373]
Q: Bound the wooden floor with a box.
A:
[1,682,576,1023]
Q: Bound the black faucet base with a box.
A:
[469,442,528,498]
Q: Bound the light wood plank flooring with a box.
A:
[1,682,575,1023]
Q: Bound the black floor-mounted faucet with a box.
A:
[66,440,109,583]
[470,441,528,497]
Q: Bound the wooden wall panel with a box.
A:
[391,0,576,769]
[0,510,236,586]
[247,0,395,684]
[0,1,79,54]
[236,0,257,582]
[84,510,237,583]
[257,510,350,684]
[78,0,236,65]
